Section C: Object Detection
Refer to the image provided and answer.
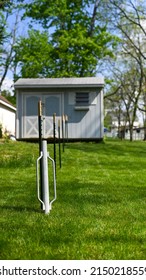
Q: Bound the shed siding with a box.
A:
[64,90,102,138]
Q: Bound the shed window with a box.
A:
[75,92,89,106]
[26,96,40,116]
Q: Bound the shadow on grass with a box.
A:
[58,180,146,213]
[0,204,41,213]
[66,140,146,159]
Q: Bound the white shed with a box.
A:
[0,96,16,137]
[14,77,104,141]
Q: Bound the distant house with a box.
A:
[0,96,16,137]
[104,119,145,140]
[14,77,104,141]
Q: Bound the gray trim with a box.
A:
[74,106,89,111]
[14,77,104,89]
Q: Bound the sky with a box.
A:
[1,77,14,93]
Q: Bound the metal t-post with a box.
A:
[58,119,61,168]
[65,115,68,142]
[62,114,65,152]
[53,113,56,174]
[38,100,43,208]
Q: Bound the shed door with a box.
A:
[24,94,62,138]
[24,95,40,138]
[44,95,61,138]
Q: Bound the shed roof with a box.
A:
[0,95,16,111]
[14,77,104,89]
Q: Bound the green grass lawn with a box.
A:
[0,139,146,260]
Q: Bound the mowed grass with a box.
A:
[0,139,146,260]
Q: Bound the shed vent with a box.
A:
[75,92,89,105]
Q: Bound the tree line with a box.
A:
[0,0,146,140]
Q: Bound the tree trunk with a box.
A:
[129,125,133,141]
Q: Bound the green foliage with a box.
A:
[14,30,53,78]
[0,0,10,10]
[0,0,17,45]
[1,90,16,106]
[0,9,7,45]
[14,0,118,78]
[1,140,146,259]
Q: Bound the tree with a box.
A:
[104,60,144,141]
[100,0,146,140]
[14,0,118,78]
